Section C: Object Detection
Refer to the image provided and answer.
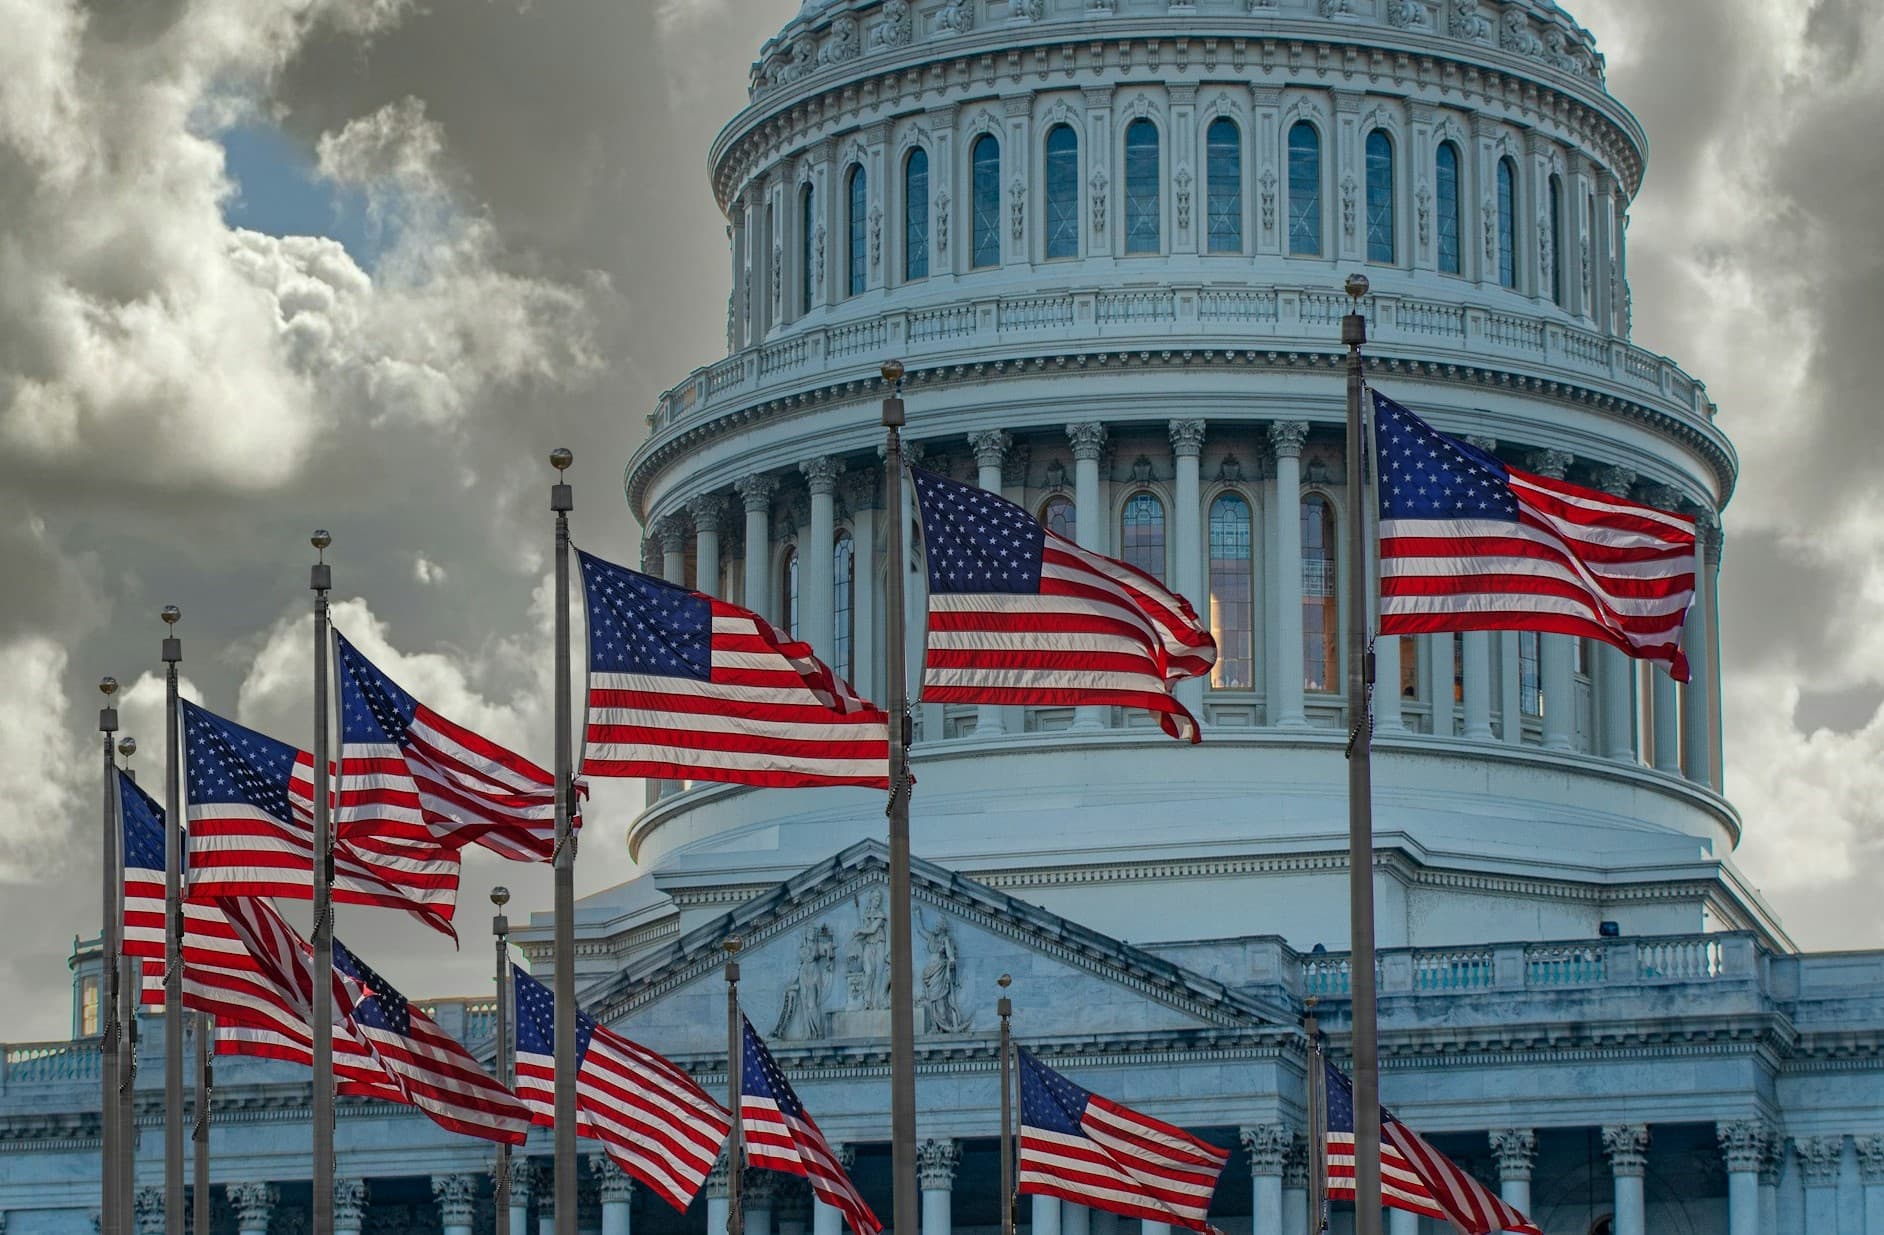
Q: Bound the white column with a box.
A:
[843,472,881,702]
[1387,1210,1418,1235]
[1462,631,1493,740]
[813,1145,854,1235]
[1282,1137,1308,1235]
[1261,447,1282,717]
[1527,451,1576,751]
[919,1139,958,1235]
[1243,1125,1288,1235]
[1374,632,1405,734]
[1758,1141,1781,1235]
[433,1174,477,1235]
[968,432,1013,737]
[1799,1137,1840,1235]
[1499,632,1522,744]
[747,1171,777,1235]
[1682,512,1717,786]
[1593,466,1639,761]
[1427,632,1453,738]
[1062,1202,1091,1235]
[229,1183,278,1235]
[1490,1129,1536,1231]
[1140,1224,1170,1235]
[1719,1122,1769,1235]
[737,475,778,622]
[1171,419,1207,719]
[1068,422,1109,731]
[335,1178,368,1235]
[595,1155,633,1235]
[690,495,726,599]
[802,457,844,664]
[1858,1137,1884,1235]
[507,1164,535,1235]
[659,516,689,587]
[1602,1124,1649,1235]
[1269,421,1309,728]
[1033,1195,1064,1235]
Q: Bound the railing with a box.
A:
[1414,948,1494,992]
[1302,933,1753,999]
[999,294,1076,331]
[1303,955,1352,998]
[1486,311,1545,352]
[828,316,888,358]
[2,1038,102,1086]
[1199,289,1279,323]
[1637,936,1722,981]
[1525,943,1607,986]
[909,303,976,342]
[1097,289,1175,325]
[1397,298,1464,338]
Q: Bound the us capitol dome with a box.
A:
[8,3,1884,1235]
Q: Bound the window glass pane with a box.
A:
[847,166,867,297]
[1045,125,1080,260]
[1288,123,1321,256]
[1549,175,1564,305]
[1365,130,1394,264]
[904,149,929,281]
[1519,631,1541,716]
[1209,494,1253,688]
[81,975,99,1037]
[834,533,855,683]
[1436,142,1461,275]
[799,182,815,313]
[1497,158,1517,289]
[972,134,1001,269]
[1206,118,1242,254]
[1042,496,1076,541]
[1301,495,1338,693]
[1120,491,1166,580]
[784,549,800,640]
[1124,120,1160,255]
[1399,635,1421,700]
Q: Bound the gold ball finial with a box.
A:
[160,605,181,627]
[1344,272,1370,301]
[997,973,1012,989]
[550,447,574,472]
[311,529,332,551]
[723,935,743,955]
[490,885,511,907]
[880,359,905,384]
[118,736,137,759]
[100,676,119,697]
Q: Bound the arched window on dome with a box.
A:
[1206,117,1242,254]
[1496,157,1518,289]
[833,531,855,683]
[799,180,816,315]
[1208,494,1254,689]
[1301,494,1338,693]
[1288,122,1322,257]
[1124,119,1161,255]
[1120,491,1166,581]
[972,133,1001,269]
[904,148,930,282]
[1519,630,1542,716]
[1041,495,1076,542]
[1548,173,1565,306]
[845,165,867,298]
[1044,124,1080,260]
[782,547,801,640]
[1436,140,1462,276]
[1365,129,1395,264]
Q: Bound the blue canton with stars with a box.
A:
[742,1018,809,1118]
[1372,391,1520,524]
[182,701,298,818]
[578,549,714,680]
[910,466,1047,596]
[1323,1058,1357,1135]
[334,630,419,745]
[512,964,595,1062]
[118,769,167,873]
[334,939,412,1037]
[1017,1047,1092,1135]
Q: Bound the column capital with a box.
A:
[1525,449,1574,480]
[1639,483,1684,512]
[1463,434,1498,454]
[1798,1134,1844,1186]
[654,515,690,555]
[508,1160,538,1203]
[736,473,781,512]
[919,1137,961,1189]
[1240,1123,1292,1176]
[1267,420,1309,459]
[746,1167,780,1204]
[688,493,729,535]
[134,1187,164,1235]
[968,430,1013,471]
[706,1155,732,1199]
[229,1183,280,1229]
[841,466,883,512]
[1759,1136,1786,1188]
[1282,1131,1310,1190]
[1853,1134,1884,1184]
[1489,1128,1537,1182]
[1602,1124,1650,1178]
[1169,419,1207,458]
[432,1173,478,1224]
[801,455,846,495]
[836,1143,858,1172]
[1592,464,1637,499]
[1717,1121,1769,1174]
[1066,421,1108,462]
[591,1152,635,1203]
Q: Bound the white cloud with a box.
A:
[0,636,86,879]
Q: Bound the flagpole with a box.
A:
[99,676,122,1235]
[194,1013,210,1235]
[724,936,745,1235]
[1339,274,1382,1235]
[116,736,140,1226]
[311,531,336,1235]
[1304,1002,1324,1235]
[878,358,920,1235]
[550,447,578,1235]
[997,974,1014,1235]
[160,604,184,1235]
[493,886,513,1235]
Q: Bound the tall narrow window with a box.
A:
[80,974,99,1037]
[1288,122,1322,257]
[1041,496,1076,541]
[1365,129,1395,264]
[1206,117,1242,254]
[1548,173,1565,305]
[782,548,800,640]
[1120,491,1166,580]
[799,181,816,314]
[1436,141,1461,275]
[1209,494,1254,688]
[1124,119,1161,254]
[846,165,867,298]
[1519,630,1541,716]
[972,133,1000,269]
[1496,157,1517,289]
[1044,124,1080,260]
[904,148,930,281]
[1399,636,1421,700]
[833,532,855,683]
[1301,495,1338,693]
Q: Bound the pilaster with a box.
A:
[1068,422,1109,731]
[736,473,780,623]
[1270,420,1309,728]
[1171,418,1206,717]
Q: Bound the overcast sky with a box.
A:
[0,0,1878,1042]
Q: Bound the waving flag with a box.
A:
[512,966,731,1210]
[909,466,1216,742]
[1373,391,1696,679]
[579,549,890,788]
[119,770,168,973]
[335,629,578,863]
[1323,1060,1540,1235]
[1017,1048,1228,1231]
[741,1018,881,1235]
[180,701,461,940]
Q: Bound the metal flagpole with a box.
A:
[194,1015,210,1235]
[117,735,140,1225]
[550,447,578,1235]
[99,676,122,1235]
[1304,1001,1324,1235]
[997,974,1014,1235]
[311,530,336,1235]
[724,936,745,1235]
[1339,273,1382,1235]
[878,358,919,1235]
[493,886,514,1235]
[161,604,184,1235]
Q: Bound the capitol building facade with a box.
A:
[6,1,1884,1234]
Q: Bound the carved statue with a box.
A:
[1542,27,1584,75]
[1012,0,1045,20]
[868,0,913,50]
[1500,10,1543,57]
[1387,1,1429,30]
[850,890,891,1010]
[1448,0,1491,41]
[935,0,975,35]
[918,912,971,1034]
[773,923,837,1041]
[1318,0,1354,15]
[818,17,860,67]
[770,36,817,86]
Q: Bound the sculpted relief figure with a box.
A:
[1448,0,1491,41]
[935,0,975,35]
[918,912,971,1034]
[868,0,914,49]
[850,889,891,1010]
[774,923,838,1041]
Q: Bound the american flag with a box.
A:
[332,938,531,1144]
[1322,1060,1540,1235]
[1373,391,1697,680]
[578,548,890,788]
[180,701,462,940]
[1016,1047,1229,1231]
[908,467,1217,743]
[334,629,579,864]
[740,1018,881,1235]
[118,769,167,975]
[512,966,731,1210]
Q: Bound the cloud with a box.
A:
[0,636,88,879]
